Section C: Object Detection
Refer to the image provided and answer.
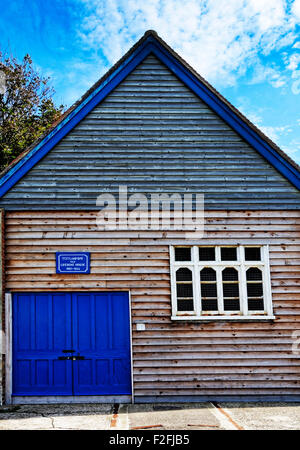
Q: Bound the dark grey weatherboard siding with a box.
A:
[1,54,299,210]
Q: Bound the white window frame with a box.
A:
[170,245,274,321]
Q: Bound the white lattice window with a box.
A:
[170,245,274,321]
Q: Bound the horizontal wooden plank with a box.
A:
[133,375,299,383]
[132,337,297,345]
[131,322,300,330]
[133,380,300,388]
[132,330,298,338]
[5,260,169,269]
[134,366,300,374]
[133,385,300,393]
[5,210,300,218]
[6,224,300,233]
[132,344,295,352]
[5,267,170,275]
[5,231,300,242]
[133,358,300,366]
[6,217,300,226]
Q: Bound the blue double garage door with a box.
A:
[12,292,132,396]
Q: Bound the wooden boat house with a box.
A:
[0,31,300,404]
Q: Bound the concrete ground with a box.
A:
[0,402,299,430]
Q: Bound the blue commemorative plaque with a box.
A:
[56,252,90,274]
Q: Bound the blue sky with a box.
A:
[0,0,300,163]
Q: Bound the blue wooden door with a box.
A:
[13,292,131,396]
[72,292,132,395]
[13,293,73,395]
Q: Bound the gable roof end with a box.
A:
[0,29,300,196]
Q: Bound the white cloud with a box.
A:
[251,119,299,162]
[285,53,300,70]
[281,139,300,162]
[74,0,298,88]
[248,0,286,32]
[259,124,292,142]
[292,0,300,19]
[240,104,300,163]
[243,111,264,127]
[249,63,287,87]
[282,49,300,94]
[237,104,292,144]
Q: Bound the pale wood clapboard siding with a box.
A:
[4,210,300,398]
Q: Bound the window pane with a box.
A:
[200,267,216,281]
[221,247,237,261]
[176,268,192,281]
[175,247,191,261]
[202,299,218,310]
[245,247,261,261]
[246,266,264,310]
[177,299,194,311]
[223,283,239,297]
[248,298,264,310]
[201,283,217,298]
[222,267,238,281]
[247,283,263,297]
[199,247,215,261]
[224,299,240,311]
[200,267,217,311]
[177,283,193,298]
[246,268,262,281]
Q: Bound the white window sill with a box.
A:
[171,315,275,322]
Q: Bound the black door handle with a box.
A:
[58,355,86,361]
[62,349,75,353]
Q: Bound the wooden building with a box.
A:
[0,31,300,404]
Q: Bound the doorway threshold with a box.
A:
[11,395,132,404]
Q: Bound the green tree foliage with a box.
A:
[0,52,65,171]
